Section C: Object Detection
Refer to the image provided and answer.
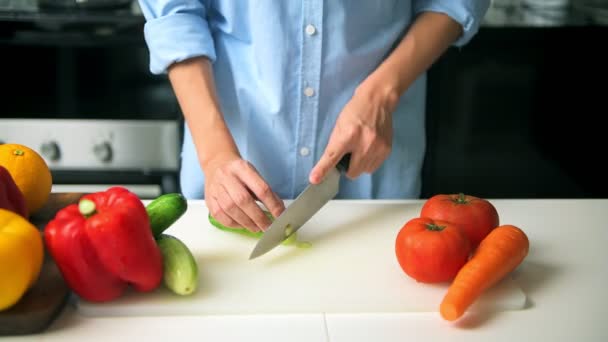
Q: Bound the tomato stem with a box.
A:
[455,193,468,204]
[425,223,446,232]
[79,199,97,218]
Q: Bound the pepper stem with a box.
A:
[425,223,446,232]
[13,149,25,156]
[79,199,97,217]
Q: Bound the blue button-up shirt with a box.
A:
[139,0,489,200]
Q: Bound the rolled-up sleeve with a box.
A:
[413,0,490,47]
[138,0,216,74]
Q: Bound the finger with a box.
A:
[216,183,260,232]
[357,144,380,174]
[223,177,272,232]
[309,135,350,184]
[345,151,367,179]
[239,166,285,219]
[207,197,239,228]
[365,154,382,174]
[366,143,391,174]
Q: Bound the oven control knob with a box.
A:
[41,141,61,162]
[94,142,113,163]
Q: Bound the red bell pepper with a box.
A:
[0,165,28,218]
[44,186,163,302]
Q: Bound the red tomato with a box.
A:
[420,193,499,248]
[395,217,471,283]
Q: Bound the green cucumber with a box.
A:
[146,193,188,238]
[208,212,312,248]
[208,213,265,238]
[157,234,199,296]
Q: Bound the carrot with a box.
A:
[439,224,529,321]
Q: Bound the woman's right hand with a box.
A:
[203,155,285,232]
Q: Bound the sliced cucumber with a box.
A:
[208,213,311,248]
[208,213,264,238]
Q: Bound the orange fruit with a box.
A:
[0,144,52,216]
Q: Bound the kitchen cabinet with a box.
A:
[422,25,608,199]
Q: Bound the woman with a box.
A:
[138,1,490,232]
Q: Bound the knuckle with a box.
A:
[223,200,237,212]
[212,210,233,226]
[268,198,285,216]
[343,125,359,140]
[233,191,251,207]
[239,159,252,169]
[256,183,271,199]
[228,159,245,172]
[362,125,376,137]
[209,207,222,218]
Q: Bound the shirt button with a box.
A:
[305,24,316,36]
[299,147,310,156]
[304,87,315,97]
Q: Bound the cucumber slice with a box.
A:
[208,214,264,238]
[208,213,311,248]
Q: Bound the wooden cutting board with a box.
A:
[0,257,70,336]
[0,193,82,336]
[77,200,527,317]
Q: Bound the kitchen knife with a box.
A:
[249,154,350,260]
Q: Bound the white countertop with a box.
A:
[4,199,608,341]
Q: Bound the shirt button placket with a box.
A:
[294,0,323,196]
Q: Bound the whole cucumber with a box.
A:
[146,193,188,238]
[157,234,199,296]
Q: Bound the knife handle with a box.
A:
[336,153,351,174]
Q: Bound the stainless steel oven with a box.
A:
[0,119,179,199]
[0,0,182,199]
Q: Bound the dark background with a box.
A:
[422,25,607,199]
[1,2,607,199]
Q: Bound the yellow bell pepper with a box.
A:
[0,208,44,311]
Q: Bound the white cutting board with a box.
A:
[77,200,526,317]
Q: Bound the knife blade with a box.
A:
[249,154,350,259]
